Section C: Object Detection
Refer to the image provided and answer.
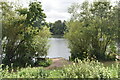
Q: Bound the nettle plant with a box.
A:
[61,59,119,78]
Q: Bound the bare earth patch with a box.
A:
[45,57,72,69]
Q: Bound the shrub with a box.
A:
[35,58,52,67]
[1,66,50,78]
[61,59,119,78]
[1,59,119,78]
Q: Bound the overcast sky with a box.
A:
[40,0,89,22]
[6,0,118,22]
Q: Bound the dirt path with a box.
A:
[45,57,72,69]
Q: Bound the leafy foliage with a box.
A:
[65,1,118,61]
[17,2,46,27]
[35,58,52,67]
[49,20,67,36]
[62,59,119,78]
[1,1,50,68]
[1,59,119,78]
[1,66,50,78]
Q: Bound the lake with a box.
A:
[47,38,71,60]
[47,38,120,66]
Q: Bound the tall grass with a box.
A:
[1,66,50,78]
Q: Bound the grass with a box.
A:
[1,59,119,78]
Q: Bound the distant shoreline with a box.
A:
[51,35,64,38]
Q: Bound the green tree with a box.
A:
[89,1,118,60]
[17,1,46,28]
[49,20,67,36]
[65,1,118,61]
[65,21,91,60]
[1,1,50,68]
[114,1,120,55]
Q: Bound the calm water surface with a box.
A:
[47,38,71,60]
[47,38,119,66]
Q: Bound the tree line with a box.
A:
[48,20,67,36]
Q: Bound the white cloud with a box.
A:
[39,0,85,22]
[7,0,119,22]
[39,0,118,22]
[45,11,71,22]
